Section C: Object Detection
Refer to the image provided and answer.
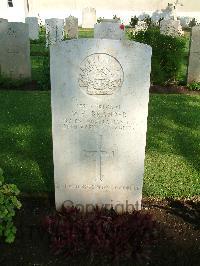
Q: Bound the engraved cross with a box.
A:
[84,135,114,182]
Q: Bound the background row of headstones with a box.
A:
[0,16,200,84]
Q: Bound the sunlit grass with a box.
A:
[0,91,199,198]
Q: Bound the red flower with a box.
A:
[120,24,125,30]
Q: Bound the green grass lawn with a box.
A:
[0,91,199,198]
[78,28,94,38]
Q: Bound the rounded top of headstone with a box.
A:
[101,18,121,23]
[83,7,96,12]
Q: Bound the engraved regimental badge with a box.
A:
[79,53,124,95]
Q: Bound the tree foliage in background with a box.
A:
[129,16,139,28]
[0,168,21,243]
[37,51,51,90]
[189,18,197,28]
[129,27,187,85]
[143,15,152,27]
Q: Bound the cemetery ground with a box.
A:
[0,28,200,265]
[0,92,199,265]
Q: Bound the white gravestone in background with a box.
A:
[25,17,39,40]
[82,7,96,28]
[51,39,152,212]
[187,26,200,83]
[94,21,125,40]
[180,17,191,28]
[45,18,64,46]
[160,19,184,37]
[0,22,31,79]
[65,16,78,39]
[0,18,8,74]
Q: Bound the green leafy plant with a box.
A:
[129,27,187,85]
[187,82,200,91]
[43,206,157,264]
[37,52,51,90]
[0,168,22,243]
[30,25,46,45]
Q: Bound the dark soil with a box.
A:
[150,85,200,95]
[0,81,39,91]
[0,196,199,266]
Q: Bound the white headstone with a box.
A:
[94,21,125,40]
[0,22,31,79]
[25,17,39,40]
[180,17,191,28]
[50,39,152,212]
[45,18,64,46]
[0,18,8,73]
[187,26,200,83]
[82,7,96,28]
[160,19,184,37]
[101,18,121,23]
[65,16,78,39]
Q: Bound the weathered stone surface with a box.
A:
[0,22,31,79]
[0,18,8,74]
[65,16,78,39]
[94,21,125,40]
[101,18,121,23]
[25,17,39,40]
[51,39,152,212]
[82,7,96,28]
[180,17,191,28]
[187,26,200,83]
[160,19,184,36]
[45,18,64,46]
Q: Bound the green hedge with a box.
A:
[129,27,187,85]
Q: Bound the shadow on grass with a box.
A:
[147,94,200,173]
[0,91,54,192]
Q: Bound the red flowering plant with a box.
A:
[42,205,157,263]
[120,24,125,30]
